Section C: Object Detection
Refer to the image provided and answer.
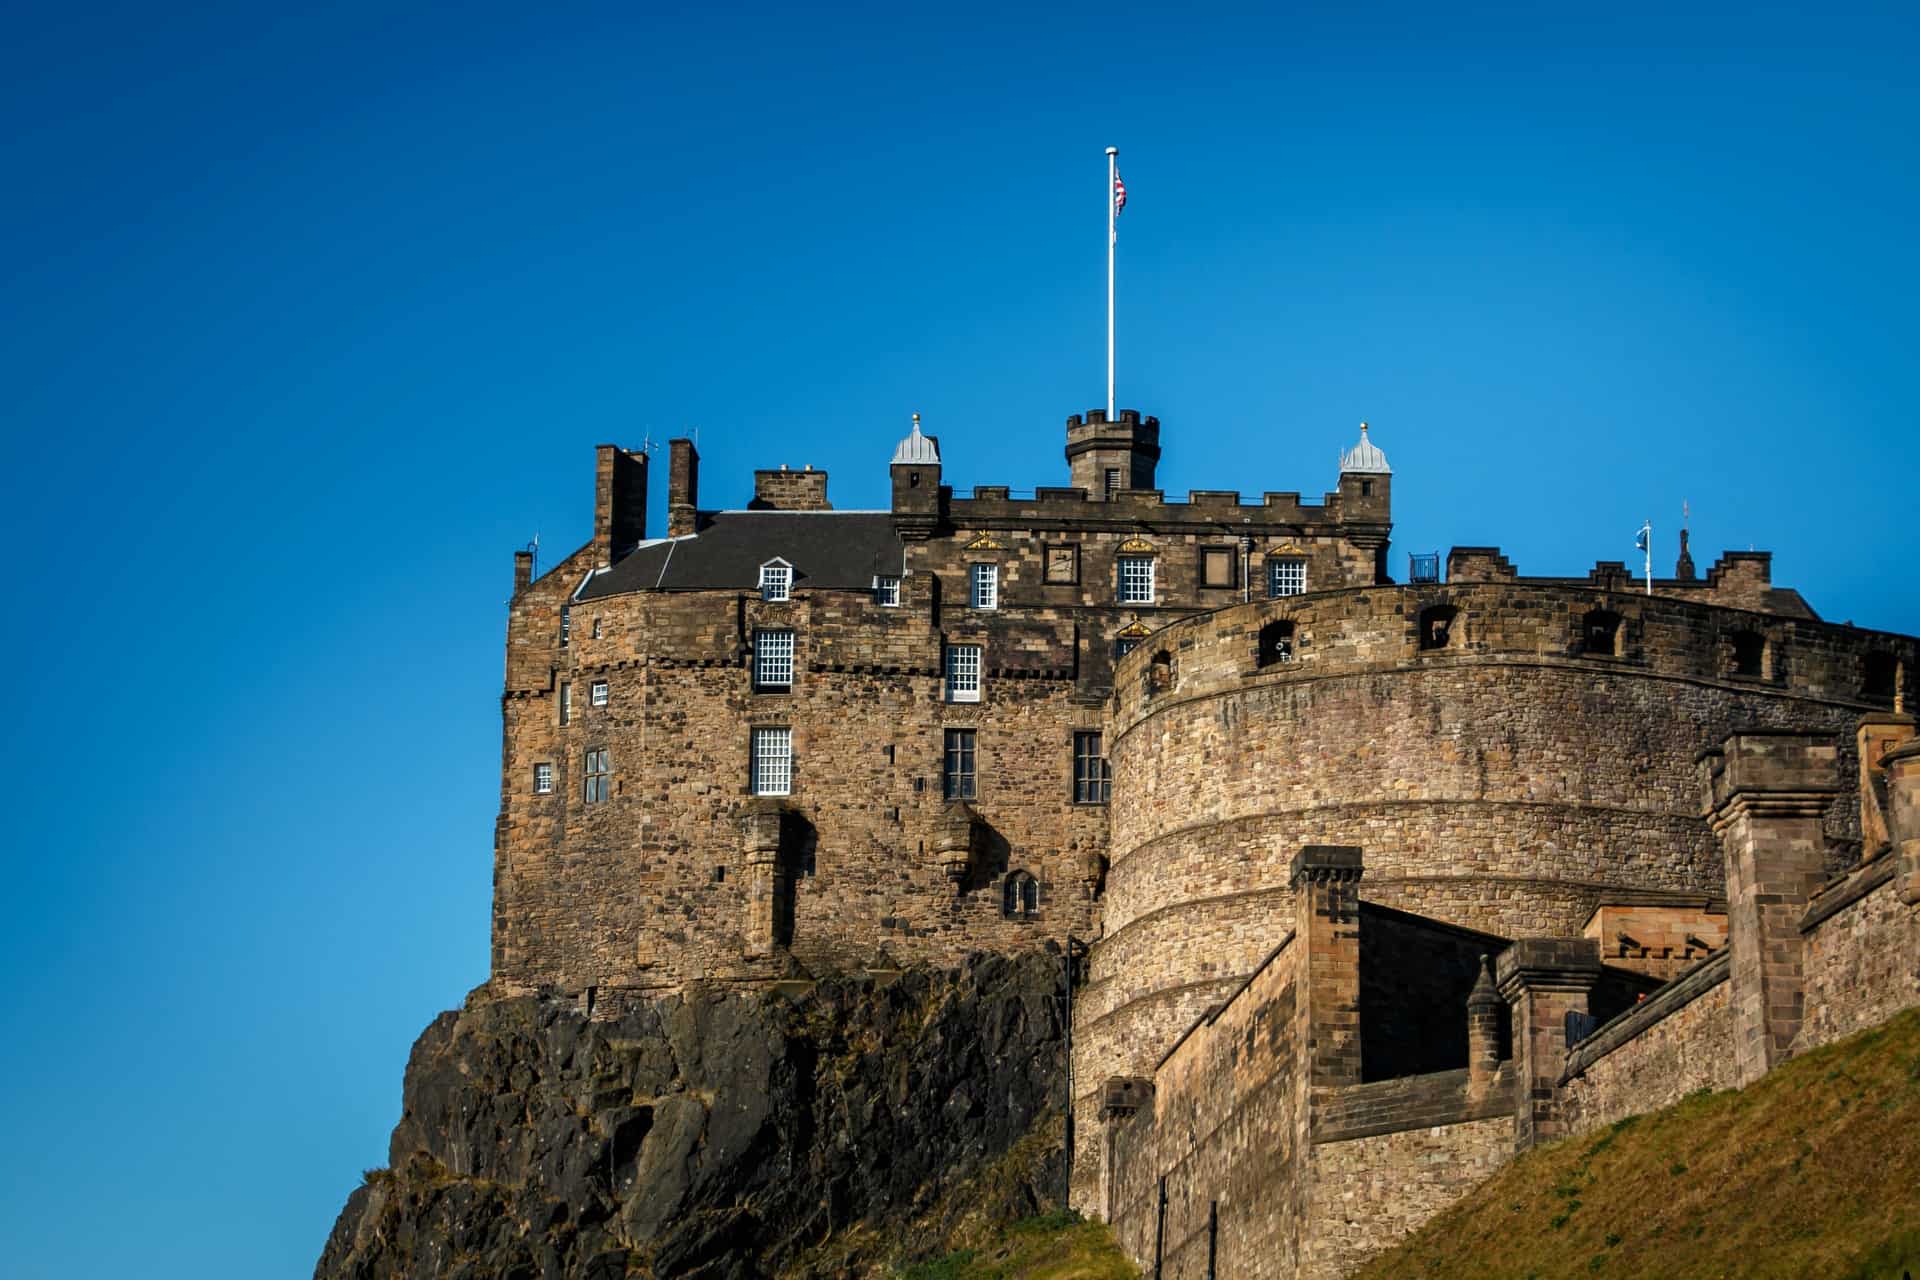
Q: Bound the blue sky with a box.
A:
[1,2,1915,1276]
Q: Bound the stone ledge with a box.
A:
[1800,855,1897,933]
[1560,949,1731,1083]
[1312,1065,1515,1143]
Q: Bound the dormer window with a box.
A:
[759,560,792,602]
[1266,558,1307,599]
[970,563,999,610]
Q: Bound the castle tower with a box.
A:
[889,413,942,539]
[1066,409,1159,498]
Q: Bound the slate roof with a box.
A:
[577,511,905,599]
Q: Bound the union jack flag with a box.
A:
[1113,169,1127,216]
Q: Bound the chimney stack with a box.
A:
[668,438,700,538]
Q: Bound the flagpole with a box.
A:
[1644,520,1653,595]
[1106,146,1118,419]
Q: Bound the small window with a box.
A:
[591,616,603,640]
[559,682,571,726]
[874,575,901,607]
[1148,650,1173,692]
[560,605,571,647]
[760,562,792,602]
[583,748,610,804]
[754,628,795,690]
[1258,620,1295,668]
[1420,605,1459,651]
[1003,870,1039,919]
[590,680,609,707]
[1200,547,1236,589]
[533,763,553,795]
[1864,653,1900,704]
[971,563,999,610]
[1118,555,1155,604]
[1360,479,1373,497]
[1073,731,1111,804]
[944,728,977,799]
[946,644,982,703]
[1115,636,1141,659]
[1267,558,1307,598]
[1731,631,1765,679]
[1583,610,1622,658]
[751,727,792,796]
[1104,468,1122,499]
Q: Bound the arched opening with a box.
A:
[1257,620,1296,668]
[1148,650,1174,692]
[1731,630,1766,679]
[1419,605,1459,651]
[1002,870,1039,919]
[1582,610,1622,658]
[1864,652,1901,704]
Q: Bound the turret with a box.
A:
[889,413,942,540]
[1066,409,1159,499]
[1336,421,1391,512]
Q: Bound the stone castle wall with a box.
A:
[1072,581,1903,1211]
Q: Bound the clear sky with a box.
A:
[1,2,1915,1276]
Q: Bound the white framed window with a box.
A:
[583,748,609,804]
[590,680,609,707]
[1104,467,1122,499]
[591,615,603,640]
[945,644,982,703]
[1117,555,1155,604]
[1267,558,1307,598]
[533,763,553,795]
[1115,636,1140,659]
[560,605,571,647]
[874,575,901,607]
[759,561,792,602]
[754,628,795,689]
[751,727,792,796]
[559,682,571,726]
[970,563,998,610]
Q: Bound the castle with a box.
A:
[491,410,1920,1277]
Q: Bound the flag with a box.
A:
[1634,524,1650,553]
[1113,169,1127,216]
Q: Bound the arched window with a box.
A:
[1582,610,1622,658]
[1419,605,1459,651]
[1003,871,1039,919]
[1864,653,1901,704]
[1258,620,1295,668]
[1731,631,1765,679]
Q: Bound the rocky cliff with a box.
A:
[316,951,1069,1280]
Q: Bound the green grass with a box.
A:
[1354,1007,1920,1280]
[892,1211,1136,1280]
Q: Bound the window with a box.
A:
[1257,620,1295,667]
[1003,870,1039,919]
[970,563,998,610]
[1115,636,1140,659]
[1073,731,1110,804]
[1104,467,1122,499]
[760,562,791,602]
[559,682,571,726]
[1864,653,1900,704]
[751,727,792,796]
[583,748,609,804]
[1582,610,1622,658]
[1267,558,1307,598]
[533,763,553,795]
[560,605,571,647]
[754,628,795,690]
[874,575,901,607]
[1201,547,1236,589]
[1360,479,1373,497]
[945,644,982,703]
[591,616,603,640]
[1731,631,1765,679]
[590,680,609,706]
[944,728,977,799]
[1420,605,1459,651]
[1118,555,1155,604]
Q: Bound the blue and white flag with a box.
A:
[1634,523,1650,553]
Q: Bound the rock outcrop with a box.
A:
[316,951,1068,1279]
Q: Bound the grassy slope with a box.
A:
[1356,1007,1920,1280]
